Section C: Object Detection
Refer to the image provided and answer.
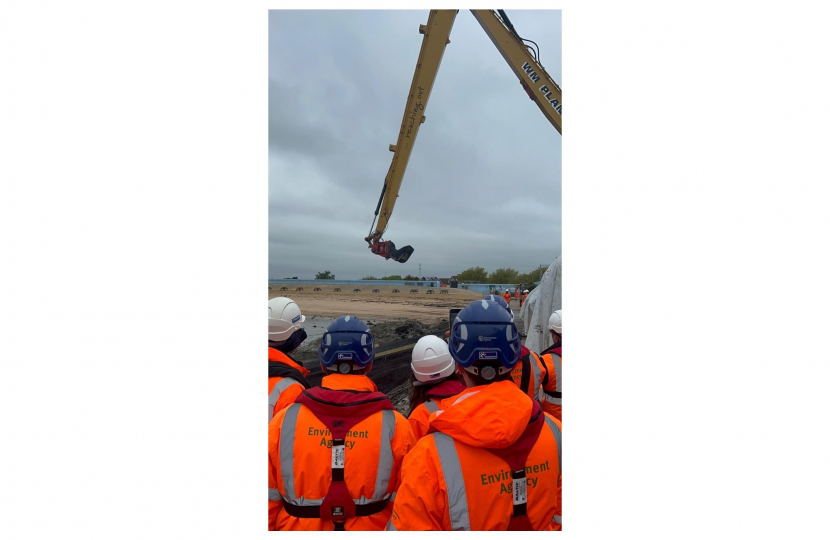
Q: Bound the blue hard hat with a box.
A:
[483,294,513,319]
[449,298,521,370]
[319,315,375,368]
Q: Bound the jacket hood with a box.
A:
[429,380,533,449]
[320,373,378,392]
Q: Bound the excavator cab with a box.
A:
[370,240,414,263]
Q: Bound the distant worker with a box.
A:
[538,310,562,422]
[520,289,529,307]
[388,298,561,531]
[407,335,467,440]
[268,316,416,531]
[514,288,519,300]
[503,288,512,307]
[269,297,311,422]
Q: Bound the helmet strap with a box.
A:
[323,362,367,376]
[464,363,512,380]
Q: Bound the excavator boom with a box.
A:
[471,9,562,133]
[366,9,561,261]
[365,10,458,262]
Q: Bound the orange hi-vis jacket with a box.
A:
[509,345,555,407]
[407,378,467,440]
[268,347,310,423]
[268,374,416,531]
[388,381,562,531]
[503,291,512,305]
[538,344,562,422]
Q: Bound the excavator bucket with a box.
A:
[388,243,414,263]
[370,240,414,263]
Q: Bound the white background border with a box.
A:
[2,0,829,537]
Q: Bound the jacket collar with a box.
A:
[268,347,310,376]
[321,373,378,392]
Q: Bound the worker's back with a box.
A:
[269,374,415,531]
[407,378,467,440]
[268,315,417,531]
[268,347,310,422]
[389,381,561,530]
[390,298,561,531]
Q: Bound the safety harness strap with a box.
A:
[282,498,389,519]
[292,387,395,530]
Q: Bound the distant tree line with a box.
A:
[455,266,545,290]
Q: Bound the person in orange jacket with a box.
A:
[407,335,467,440]
[268,297,312,422]
[538,310,562,422]
[520,289,529,307]
[502,288,512,307]
[268,316,416,531]
[388,298,562,531]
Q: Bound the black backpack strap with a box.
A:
[519,352,532,394]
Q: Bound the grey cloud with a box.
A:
[270,10,561,279]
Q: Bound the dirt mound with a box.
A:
[367,319,447,342]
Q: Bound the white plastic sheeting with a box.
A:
[519,256,561,354]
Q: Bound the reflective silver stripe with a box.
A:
[543,416,562,474]
[551,353,561,393]
[432,433,471,531]
[279,403,302,504]
[553,515,562,524]
[268,377,298,423]
[268,488,282,501]
[544,393,562,405]
[424,400,439,414]
[529,353,542,400]
[386,519,398,531]
[372,409,396,500]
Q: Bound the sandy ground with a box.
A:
[268,285,484,323]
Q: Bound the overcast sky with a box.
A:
[269,9,561,280]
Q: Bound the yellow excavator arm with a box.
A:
[366,9,561,263]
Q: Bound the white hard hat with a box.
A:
[411,335,455,385]
[269,297,305,342]
[548,310,562,333]
[523,289,529,293]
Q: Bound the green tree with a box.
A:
[381,274,403,280]
[488,267,520,284]
[457,266,488,283]
[362,276,378,280]
[404,274,419,280]
[315,270,335,280]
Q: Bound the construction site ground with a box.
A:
[270,284,526,414]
